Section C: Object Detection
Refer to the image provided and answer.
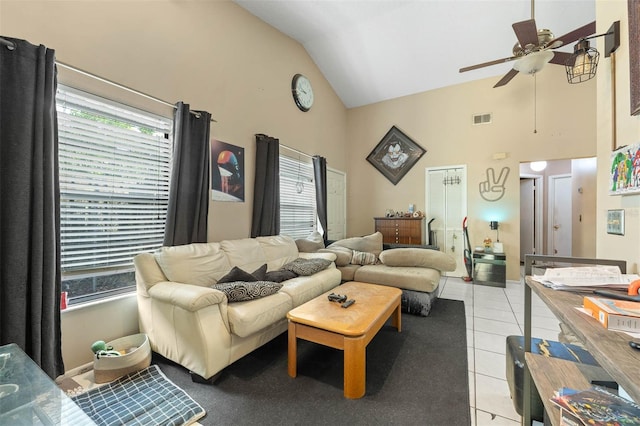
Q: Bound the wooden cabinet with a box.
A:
[374,217,425,245]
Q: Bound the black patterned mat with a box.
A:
[71,365,205,426]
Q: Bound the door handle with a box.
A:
[553,225,560,230]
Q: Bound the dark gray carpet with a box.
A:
[153,298,470,425]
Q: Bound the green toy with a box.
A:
[91,340,113,353]
[91,340,121,358]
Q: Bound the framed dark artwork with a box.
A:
[366,126,426,185]
[609,142,640,195]
[211,139,245,202]
[630,0,640,116]
[606,209,625,235]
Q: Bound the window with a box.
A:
[279,152,316,239]
[56,85,173,304]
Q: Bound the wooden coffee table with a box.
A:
[286,281,402,399]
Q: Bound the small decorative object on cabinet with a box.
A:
[374,217,425,245]
[472,251,506,287]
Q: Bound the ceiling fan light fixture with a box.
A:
[513,50,554,75]
[565,39,599,84]
[530,161,547,172]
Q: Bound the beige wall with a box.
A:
[2,0,638,371]
[596,0,640,274]
[347,66,597,280]
[1,0,348,370]
[0,0,349,243]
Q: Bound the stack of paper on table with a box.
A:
[532,266,640,291]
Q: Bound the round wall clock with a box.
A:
[291,73,314,112]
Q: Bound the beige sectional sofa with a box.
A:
[315,232,457,316]
[134,235,341,381]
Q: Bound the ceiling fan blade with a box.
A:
[547,21,596,48]
[549,51,573,66]
[459,56,518,73]
[513,19,539,48]
[494,69,519,88]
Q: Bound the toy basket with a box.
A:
[93,333,151,384]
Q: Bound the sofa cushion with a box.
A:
[295,231,325,253]
[379,248,456,272]
[336,264,361,281]
[327,232,383,256]
[226,292,293,338]
[281,258,332,276]
[318,246,352,266]
[213,281,283,302]
[256,235,300,270]
[220,238,268,272]
[154,243,231,286]
[279,268,342,306]
[354,264,441,293]
[351,250,377,265]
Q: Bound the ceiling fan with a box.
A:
[459,14,596,88]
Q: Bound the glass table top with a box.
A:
[0,343,95,425]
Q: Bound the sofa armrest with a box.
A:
[148,281,226,312]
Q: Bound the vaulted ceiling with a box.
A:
[233,0,596,108]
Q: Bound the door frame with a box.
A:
[425,165,468,277]
[326,166,346,240]
[520,173,544,258]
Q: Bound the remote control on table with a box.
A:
[328,293,347,303]
[341,299,355,308]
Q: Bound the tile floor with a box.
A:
[438,270,561,425]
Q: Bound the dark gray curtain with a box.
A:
[312,155,328,244]
[164,102,211,246]
[251,134,280,237]
[0,36,64,379]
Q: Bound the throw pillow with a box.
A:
[264,270,297,283]
[217,266,258,284]
[281,258,332,276]
[251,264,268,281]
[295,231,325,253]
[213,281,283,302]
[351,250,377,265]
[326,232,383,256]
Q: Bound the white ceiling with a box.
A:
[233,0,596,108]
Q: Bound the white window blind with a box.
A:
[56,85,173,275]
[279,153,317,239]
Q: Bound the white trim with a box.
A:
[520,173,544,257]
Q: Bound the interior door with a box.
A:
[549,174,572,256]
[326,168,346,240]
[520,178,535,260]
[426,166,467,277]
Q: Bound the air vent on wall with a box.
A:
[472,113,492,125]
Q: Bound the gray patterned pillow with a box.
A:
[281,258,332,276]
[213,281,283,302]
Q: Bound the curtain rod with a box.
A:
[0,35,216,123]
[280,143,313,160]
[0,37,15,50]
[56,61,217,123]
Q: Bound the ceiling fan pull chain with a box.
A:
[533,75,537,133]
